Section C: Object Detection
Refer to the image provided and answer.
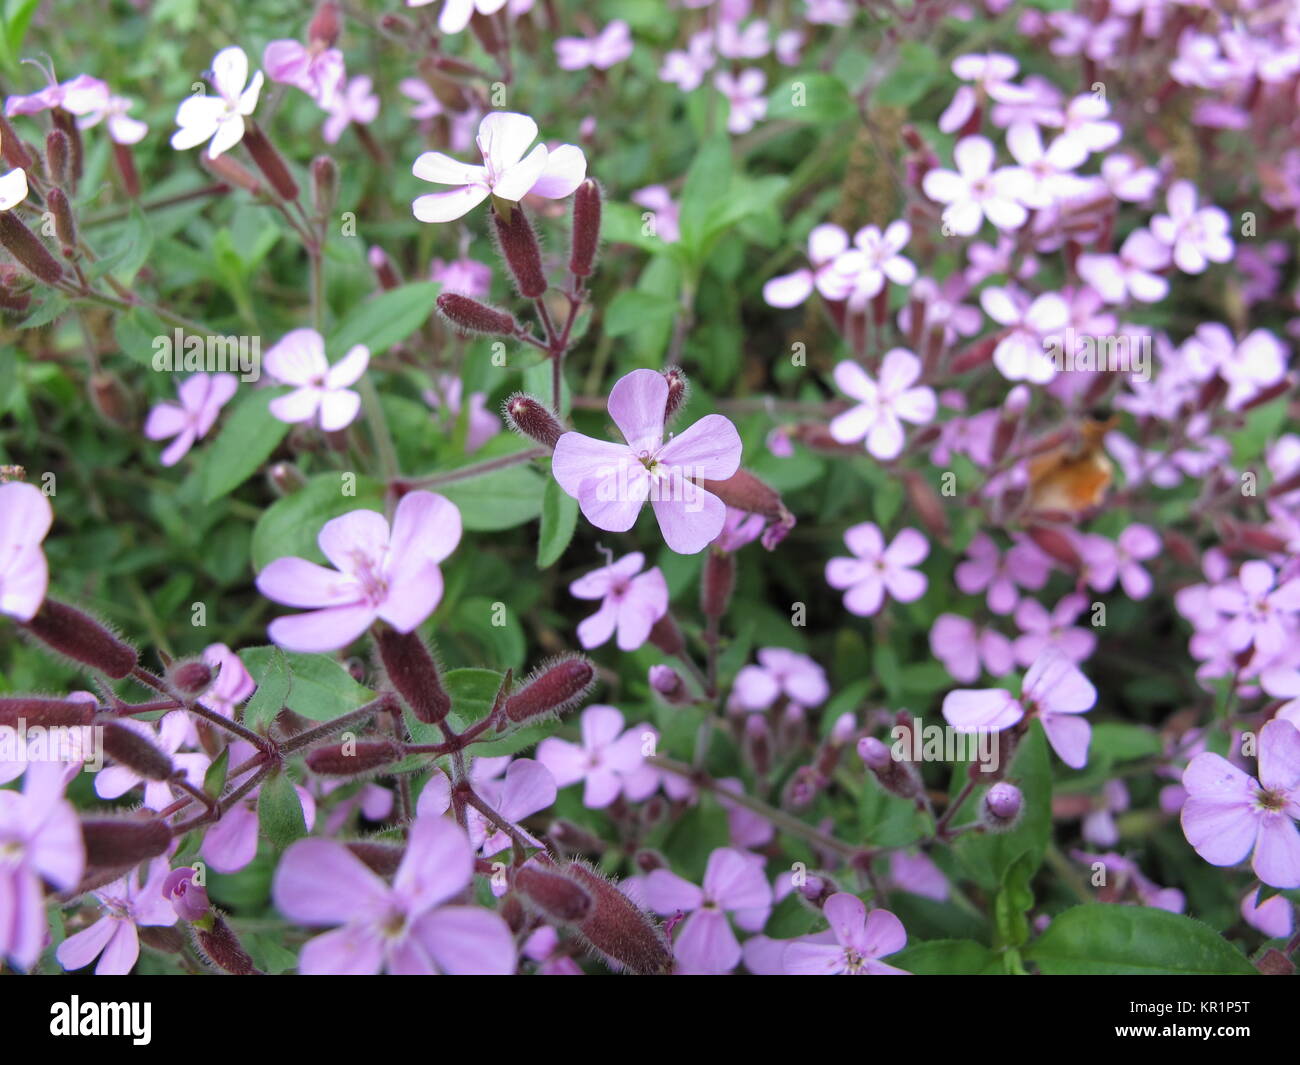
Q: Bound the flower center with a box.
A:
[349,550,389,606]
[1256,787,1287,813]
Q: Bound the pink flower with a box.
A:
[1076,228,1170,305]
[407,0,510,36]
[829,349,936,460]
[0,481,53,622]
[939,53,1026,133]
[1012,592,1096,666]
[954,532,1050,614]
[922,135,1030,235]
[256,491,462,652]
[0,764,84,970]
[659,32,715,92]
[5,73,106,117]
[570,551,668,651]
[69,83,148,145]
[537,705,652,809]
[273,815,516,974]
[412,111,586,223]
[95,712,209,811]
[56,859,176,975]
[144,372,238,466]
[322,75,379,145]
[199,643,256,719]
[551,369,742,555]
[171,46,263,158]
[461,759,556,857]
[1075,524,1161,599]
[1207,561,1300,659]
[262,40,345,107]
[930,614,1016,684]
[942,647,1097,768]
[1149,180,1234,274]
[734,647,829,711]
[836,221,917,307]
[423,374,500,453]
[980,285,1069,383]
[644,848,772,974]
[1004,122,1087,209]
[714,69,766,134]
[1181,719,1300,889]
[430,256,492,298]
[1240,888,1294,939]
[203,746,317,872]
[714,506,766,551]
[264,329,369,432]
[826,524,929,617]
[762,223,853,308]
[784,894,910,975]
[555,20,633,70]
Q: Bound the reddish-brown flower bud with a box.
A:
[0,696,96,729]
[1025,523,1081,569]
[1240,379,1292,412]
[306,739,405,776]
[311,154,337,215]
[469,9,504,55]
[0,212,63,284]
[701,469,784,520]
[81,816,172,867]
[193,913,257,975]
[201,151,263,195]
[102,722,175,781]
[376,626,451,725]
[241,123,299,201]
[437,291,518,336]
[50,108,82,185]
[0,113,33,170]
[857,737,922,800]
[902,469,950,542]
[166,657,214,700]
[309,1,342,46]
[701,549,734,619]
[0,286,31,313]
[346,841,405,876]
[368,246,401,290]
[662,365,689,423]
[503,392,565,449]
[566,861,672,975]
[549,819,605,856]
[112,142,141,199]
[743,714,771,775]
[90,371,134,428]
[267,461,306,496]
[568,178,602,277]
[646,613,685,657]
[505,655,594,724]
[516,861,593,922]
[950,335,999,374]
[45,130,70,187]
[492,203,547,298]
[22,599,138,678]
[1196,373,1228,412]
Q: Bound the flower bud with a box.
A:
[516,861,593,922]
[779,702,807,750]
[163,866,211,922]
[368,245,401,290]
[311,154,337,215]
[701,549,735,619]
[505,656,594,724]
[90,371,134,427]
[112,142,141,199]
[306,739,404,776]
[549,819,604,856]
[309,0,342,46]
[22,599,138,678]
[80,816,172,867]
[565,861,672,975]
[646,613,685,657]
[0,286,31,313]
[568,178,601,277]
[437,291,518,336]
[45,130,70,187]
[0,211,63,284]
[102,722,175,781]
[980,781,1023,832]
[858,737,921,799]
[201,150,263,195]
[701,469,784,521]
[346,841,405,876]
[504,392,565,449]
[193,913,257,975]
[0,696,96,729]
[241,123,299,201]
[902,469,949,542]
[166,657,214,700]
[375,626,451,725]
[662,365,689,423]
[0,113,33,169]
[950,335,999,374]
[648,664,688,705]
[857,736,892,770]
[266,461,306,496]
[743,714,771,775]
[492,203,547,298]
[1025,523,1081,569]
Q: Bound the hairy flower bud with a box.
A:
[81,816,172,867]
[565,861,672,975]
[0,696,96,729]
[201,150,263,195]
[241,123,299,201]
[701,469,784,521]
[646,613,685,657]
[311,154,338,215]
[902,469,949,542]
[0,113,33,170]
[503,392,564,449]
[744,714,771,775]
[90,371,134,427]
[662,365,689,423]
[193,913,257,975]
[648,664,688,705]
[437,291,518,335]
[266,461,306,496]
[1025,523,1081,569]
[568,178,602,277]
[368,245,401,290]
[163,866,211,922]
[22,599,138,679]
[980,781,1023,832]
[346,841,406,877]
[0,211,63,284]
[516,861,593,922]
[166,657,214,700]
[45,130,70,187]
[306,739,404,776]
[309,0,342,46]
[111,142,141,199]
[376,626,451,725]
[101,721,175,781]
[492,203,547,298]
[858,736,921,799]
[505,655,594,724]
[701,549,735,619]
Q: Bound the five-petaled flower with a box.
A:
[264,329,370,433]
[171,46,263,158]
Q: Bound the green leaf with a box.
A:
[437,457,545,531]
[241,646,292,731]
[113,309,168,370]
[1089,722,1163,763]
[257,770,307,848]
[875,42,940,107]
[604,290,679,338]
[994,851,1036,948]
[537,478,578,568]
[239,647,375,721]
[250,472,385,570]
[767,73,855,123]
[678,135,733,252]
[329,282,440,355]
[203,745,229,797]
[1026,905,1258,975]
[893,939,1003,975]
[199,389,290,503]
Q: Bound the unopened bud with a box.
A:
[492,203,547,298]
[306,739,404,776]
[309,0,342,46]
[90,371,133,427]
[648,664,687,705]
[112,142,141,199]
[166,657,214,700]
[980,781,1023,831]
[346,841,405,876]
[45,130,70,187]
[48,186,77,248]
[201,150,263,195]
[1025,524,1081,569]
[550,819,604,856]
[902,469,949,542]
[22,599,138,678]
[81,816,172,867]
[241,123,299,201]
[950,335,999,374]
[376,626,450,724]
[266,461,306,496]
[701,549,735,618]
[0,212,63,284]
[162,866,211,922]
[744,714,771,775]
[566,861,672,975]
[368,246,401,290]
[568,178,602,277]
[505,655,594,724]
[662,365,689,423]
[646,613,685,657]
[311,155,337,215]
[516,861,593,922]
[858,737,921,799]
[504,392,564,449]
[0,696,96,728]
[701,469,784,521]
[102,722,175,781]
[437,291,518,335]
[0,113,33,169]
[1196,373,1227,412]
[193,913,257,975]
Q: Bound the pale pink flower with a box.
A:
[826,524,929,617]
[835,221,917,307]
[922,135,1031,235]
[1208,561,1300,659]
[423,374,500,453]
[537,705,653,809]
[171,46,263,158]
[55,859,176,975]
[980,286,1069,383]
[1240,888,1294,939]
[784,894,910,975]
[1004,121,1087,209]
[954,533,1051,614]
[555,20,633,71]
[1013,593,1096,666]
[630,186,681,244]
[930,614,1016,684]
[323,75,379,144]
[144,373,238,466]
[714,69,766,134]
[762,223,853,307]
[733,647,829,711]
[659,32,715,92]
[829,349,936,460]
[262,40,345,107]
[264,329,369,432]
[1076,228,1170,305]
[0,482,53,622]
[5,73,107,117]
[570,551,668,651]
[1149,180,1234,274]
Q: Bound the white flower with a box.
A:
[171,47,264,158]
[264,329,370,432]
[0,168,29,211]
[829,349,937,460]
[922,136,1031,236]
